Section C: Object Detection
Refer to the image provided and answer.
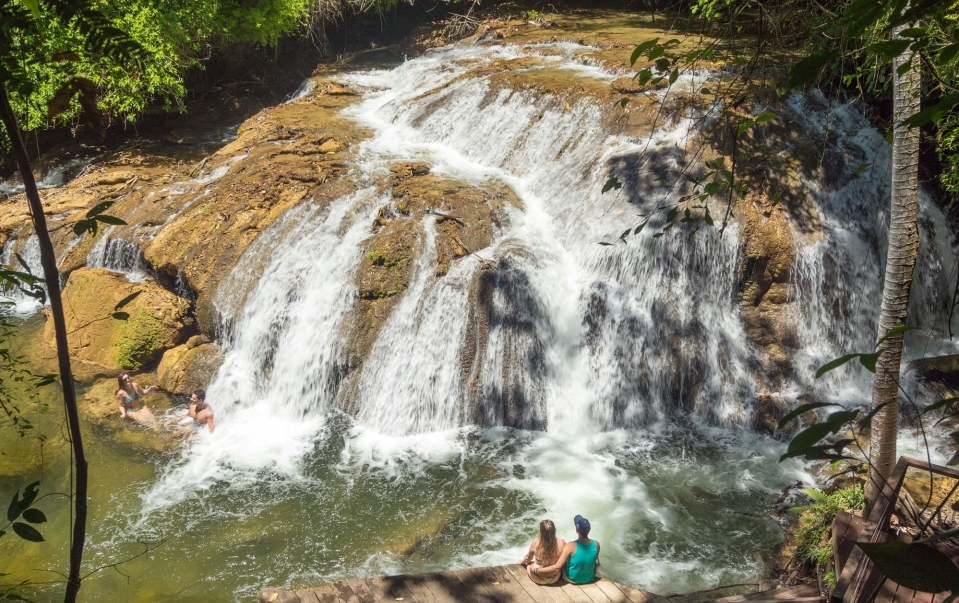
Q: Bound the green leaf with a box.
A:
[782,422,838,459]
[619,228,631,240]
[112,312,130,321]
[654,57,670,73]
[630,38,659,65]
[21,508,46,524]
[637,69,653,86]
[619,97,629,108]
[876,325,916,347]
[85,200,115,218]
[816,354,862,378]
[7,491,20,522]
[923,398,959,414]
[755,111,777,123]
[648,46,665,61]
[652,232,664,239]
[902,94,959,129]
[867,39,912,61]
[598,242,613,246]
[700,86,711,95]
[20,482,38,510]
[787,53,830,89]
[634,220,649,235]
[939,43,959,64]
[668,68,679,84]
[858,352,880,372]
[898,27,926,38]
[665,207,679,222]
[859,401,892,427]
[11,522,43,542]
[94,215,127,226]
[857,541,959,592]
[21,0,40,17]
[736,119,754,137]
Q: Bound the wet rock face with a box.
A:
[43,267,194,372]
[156,336,224,395]
[336,161,519,416]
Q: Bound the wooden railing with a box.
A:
[831,456,959,603]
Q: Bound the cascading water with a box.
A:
[85,227,153,282]
[81,41,953,601]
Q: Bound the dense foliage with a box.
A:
[793,486,865,567]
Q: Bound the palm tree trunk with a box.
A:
[865,23,921,514]
[0,83,87,603]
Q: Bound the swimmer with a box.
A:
[116,373,159,424]
[166,389,215,433]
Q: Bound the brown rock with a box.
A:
[611,76,641,93]
[156,342,224,394]
[317,139,341,154]
[43,267,194,371]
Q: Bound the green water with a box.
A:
[1,366,805,603]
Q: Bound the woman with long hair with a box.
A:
[518,519,565,585]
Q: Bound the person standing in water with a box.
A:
[116,373,159,423]
[519,519,566,584]
[166,389,215,433]
[532,515,599,584]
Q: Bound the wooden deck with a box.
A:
[257,565,668,603]
[831,457,959,603]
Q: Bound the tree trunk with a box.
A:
[865,24,921,514]
[0,84,88,603]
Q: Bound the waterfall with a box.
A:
[0,235,45,314]
[85,227,152,282]
[122,41,959,598]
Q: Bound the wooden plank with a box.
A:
[579,582,614,603]
[499,563,567,603]
[403,574,449,603]
[418,572,459,603]
[258,589,299,603]
[435,569,481,603]
[384,576,423,603]
[833,511,865,575]
[315,585,340,603]
[468,567,516,603]
[365,578,399,603]
[332,580,362,603]
[593,581,631,603]
[453,567,500,603]
[486,564,538,603]
[612,581,670,603]
[716,585,821,603]
[350,579,383,603]
[295,590,321,603]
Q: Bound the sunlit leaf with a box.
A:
[630,38,659,65]
[778,402,842,430]
[755,111,777,123]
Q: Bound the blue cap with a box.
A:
[574,515,590,536]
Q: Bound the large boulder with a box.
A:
[44,267,194,372]
[156,335,224,394]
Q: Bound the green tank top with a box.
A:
[564,539,598,584]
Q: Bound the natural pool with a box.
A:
[2,336,807,603]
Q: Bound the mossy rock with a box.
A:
[44,267,194,372]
